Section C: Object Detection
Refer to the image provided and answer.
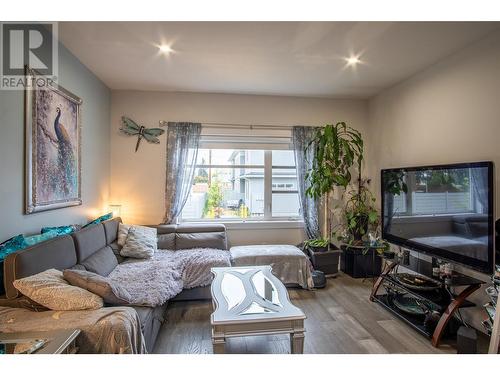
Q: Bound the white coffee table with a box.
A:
[210,265,306,354]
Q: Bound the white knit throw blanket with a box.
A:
[107,249,231,306]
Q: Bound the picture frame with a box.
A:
[25,66,83,214]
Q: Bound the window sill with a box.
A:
[180,220,305,230]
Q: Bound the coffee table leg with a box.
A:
[212,327,226,354]
[290,332,304,354]
[212,338,225,354]
[290,320,305,354]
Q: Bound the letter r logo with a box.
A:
[1,23,55,76]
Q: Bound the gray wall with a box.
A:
[0,43,111,240]
[366,29,500,331]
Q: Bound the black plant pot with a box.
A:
[307,244,341,276]
[308,245,329,253]
[340,245,382,278]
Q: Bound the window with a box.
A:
[271,150,300,218]
[181,148,301,221]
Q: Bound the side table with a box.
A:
[0,329,80,354]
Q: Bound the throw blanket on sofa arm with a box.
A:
[107,248,231,307]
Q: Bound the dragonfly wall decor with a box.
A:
[120,116,165,152]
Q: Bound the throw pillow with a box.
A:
[41,224,82,235]
[120,226,157,259]
[82,212,113,229]
[117,223,131,247]
[13,269,103,311]
[0,235,28,261]
[23,231,60,247]
[63,269,132,305]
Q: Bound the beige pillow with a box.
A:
[120,226,157,259]
[13,269,103,311]
[117,223,131,247]
[63,269,132,305]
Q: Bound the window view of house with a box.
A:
[181,149,300,220]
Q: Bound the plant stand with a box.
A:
[340,245,382,278]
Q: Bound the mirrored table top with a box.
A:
[211,266,305,324]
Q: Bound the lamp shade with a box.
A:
[109,204,122,218]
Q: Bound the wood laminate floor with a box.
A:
[153,273,486,354]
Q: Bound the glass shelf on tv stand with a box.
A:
[379,255,484,286]
[370,256,485,347]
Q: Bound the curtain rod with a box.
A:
[159,120,303,130]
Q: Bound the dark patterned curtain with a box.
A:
[292,126,321,239]
[163,122,201,224]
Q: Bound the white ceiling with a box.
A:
[59,22,499,98]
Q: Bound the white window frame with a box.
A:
[180,136,302,224]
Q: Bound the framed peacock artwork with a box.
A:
[25,67,82,214]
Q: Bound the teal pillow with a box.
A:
[0,235,27,262]
[41,224,82,235]
[82,212,113,228]
[23,231,60,247]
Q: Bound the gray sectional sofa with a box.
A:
[1,217,228,352]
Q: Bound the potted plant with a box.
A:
[305,122,363,247]
[302,237,341,275]
[303,237,330,253]
[305,122,393,277]
[302,122,363,275]
[342,178,379,244]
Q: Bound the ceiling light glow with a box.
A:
[158,44,173,54]
[345,55,361,66]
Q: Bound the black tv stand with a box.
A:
[370,257,484,347]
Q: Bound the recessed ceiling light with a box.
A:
[158,44,173,54]
[345,55,361,66]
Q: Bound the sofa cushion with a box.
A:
[176,232,227,250]
[80,246,118,276]
[121,226,157,259]
[72,224,107,262]
[109,241,126,263]
[176,223,226,233]
[153,224,177,235]
[13,268,103,311]
[63,269,132,305]
[230,245,314,289]
[103,218,121,244]
[3,235,78,299]
[157,233,175,249]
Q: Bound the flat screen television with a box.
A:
[381,161,494,274]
